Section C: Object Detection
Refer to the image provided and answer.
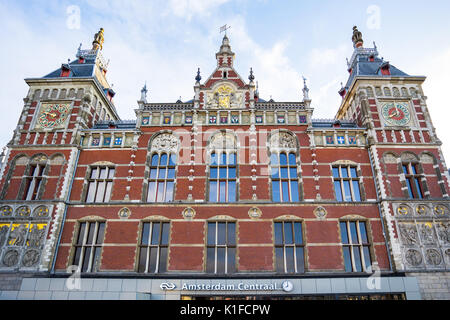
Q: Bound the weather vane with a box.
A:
[220,24,231,36]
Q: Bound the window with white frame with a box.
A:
[208,152,237,202]
[339,220,372,272]
[402,162,424,199]
[137,221,170,273]
[274,221,305,273]
[333,165,362,202]
[22,163,46,200]
[206,221,236,274]
[72,221,106,273]
[147,153,176,202]
[270,152,300,202]
[85,166,115,203]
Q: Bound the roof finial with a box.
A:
[352,26,364,48]
[302,76,310,101]
[92,28,105,51]
[249,67,255,82]
[195,67,202,83]
[140,82,148,102]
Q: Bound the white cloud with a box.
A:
[167,0,231,20]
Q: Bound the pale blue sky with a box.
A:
[1,0,450,161]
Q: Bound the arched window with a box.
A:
[146,153,176,202]
[22,155,49,200]
[269,131,300,203]
[400,153,425,199]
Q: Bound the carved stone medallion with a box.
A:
[2,249,19,267]
[15,206,31,217]
[248,207,262,219]
[151,133,179,153]
[415,205,428,216]
[425,249,442,266]
[0,206,12,217]
[405,249,422,266]
[33,206,49,217]
[118,207,131,219]
[270,132,296,150]
[182,207,196,220]
[314,207,327,220]
[22,249,40,267]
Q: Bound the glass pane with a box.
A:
[158,168,167,179]
[217,248,226,274]
[334,181,343,202]
[81,247,91,272]
[270,153,278,165]
[284,222,294,244]
[147,182,157,202]
[289,168,297,179]
[280,153,288,165]
[156,182,165,202]
[165,182,174,201]
[332,167,340,178]
[77,223,86,245]
[107,168,115,179]
[161,223,170,245]
[281,181,289,202]
[274,223,283,245]
[290,181,299,202]
[227,223,236,245]
[343,180,352,201]
[280,167,288,179]
[228,167,236,179]
[210,168,218,179]
[141,223,150,245]
[350,167,358,178]
[150,168,157,179]
[359,222,368,244]
[271,167,279,179]
[207,223,216,245]
[95,181,105,202]
[219,167,227,179]
[340,222,349,244]
[151,154,159,166]
[221,153,227,165]
[353,247,363,272]
[295,247,305,273]
[402,165,408,175]
[90,168,98,179]
[151,223,160,245]
[92,247,102,272]
[209,181,217,202]
[159,247,167,273]
[341,167,349,178]
[86,223,96,245]
[210,153,218,165]
[96,223,105,244]
[285,247,295,273]
[99,168,107,179]
[272,181,281,202]
[138,247,147,273]
[275,247,284,272]
[228,181,236,202]
[217,223,226,245]
[169,154,176,166]
[227,247,236,273]
[86,182,96,202]
[349,222,359,244]
[294,222,303,244]
[343,247,352,272]
[363,246,372,271]
[73,247,82,266]
[167,168,175,179]
[160,153,168,166]
[414,178,423,199]
[405,179,414,198]
[219,181,226,202]
[229,153,236,165]
[104,182,112,202]
[289,153,296,166]
[411,165,417,175]
[206,248,215,273]
[352,181,361,201]
[149,247,158,273]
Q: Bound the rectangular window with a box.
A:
[23,164,46,200]
[403,163,423,199]
[138,222,170,273]
[271,153,300,203]
[333,165,361,202]
[85,166,115,203]
[274,221,305,273]
[208,152,237,203]
[206,222,236,274]
[147,153,176,202]
[340,221,372,272]
[72,221,106,273]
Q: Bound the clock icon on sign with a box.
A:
[282,280,294,292]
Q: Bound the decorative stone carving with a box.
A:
[0,225,9,246]
[397,205,410,216]
[434,205,447,216]
[445,249,450,264]
[425,249,442,266]
[22,249,40,267]
[209,132,236,150]
[436,222,450,244]
[270,132,296,150]
[314,207,327,220]
[248,207,262,219]
[28,225,46,248]
[405,249,422,266]
[118,207,131,219]
[151,133,179,153]
[415,204,428,216]
[419,223,435,245]
[0,206,12,217]
[398,223,419,245]
[8,225,28,247]
[15,206,30,217]
[182,207,196,220]
[2,249,19,267]
[33,206,49,217]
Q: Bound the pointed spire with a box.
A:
[140,82,148,102]
[352,26,364,48]
[302,76,310,101]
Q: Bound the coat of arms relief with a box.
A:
[205,84,243,109]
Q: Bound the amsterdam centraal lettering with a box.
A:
[181,282,280,291]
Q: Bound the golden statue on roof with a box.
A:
[92,28,105,51]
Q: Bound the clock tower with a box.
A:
[336,27,450,276]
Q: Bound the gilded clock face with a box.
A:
[37,104,70,129]
[381,102,411,126]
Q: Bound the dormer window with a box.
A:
[369,55,375,62]
[380,62,391,76]
[223,71,228,79]
[60,65,71,77]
